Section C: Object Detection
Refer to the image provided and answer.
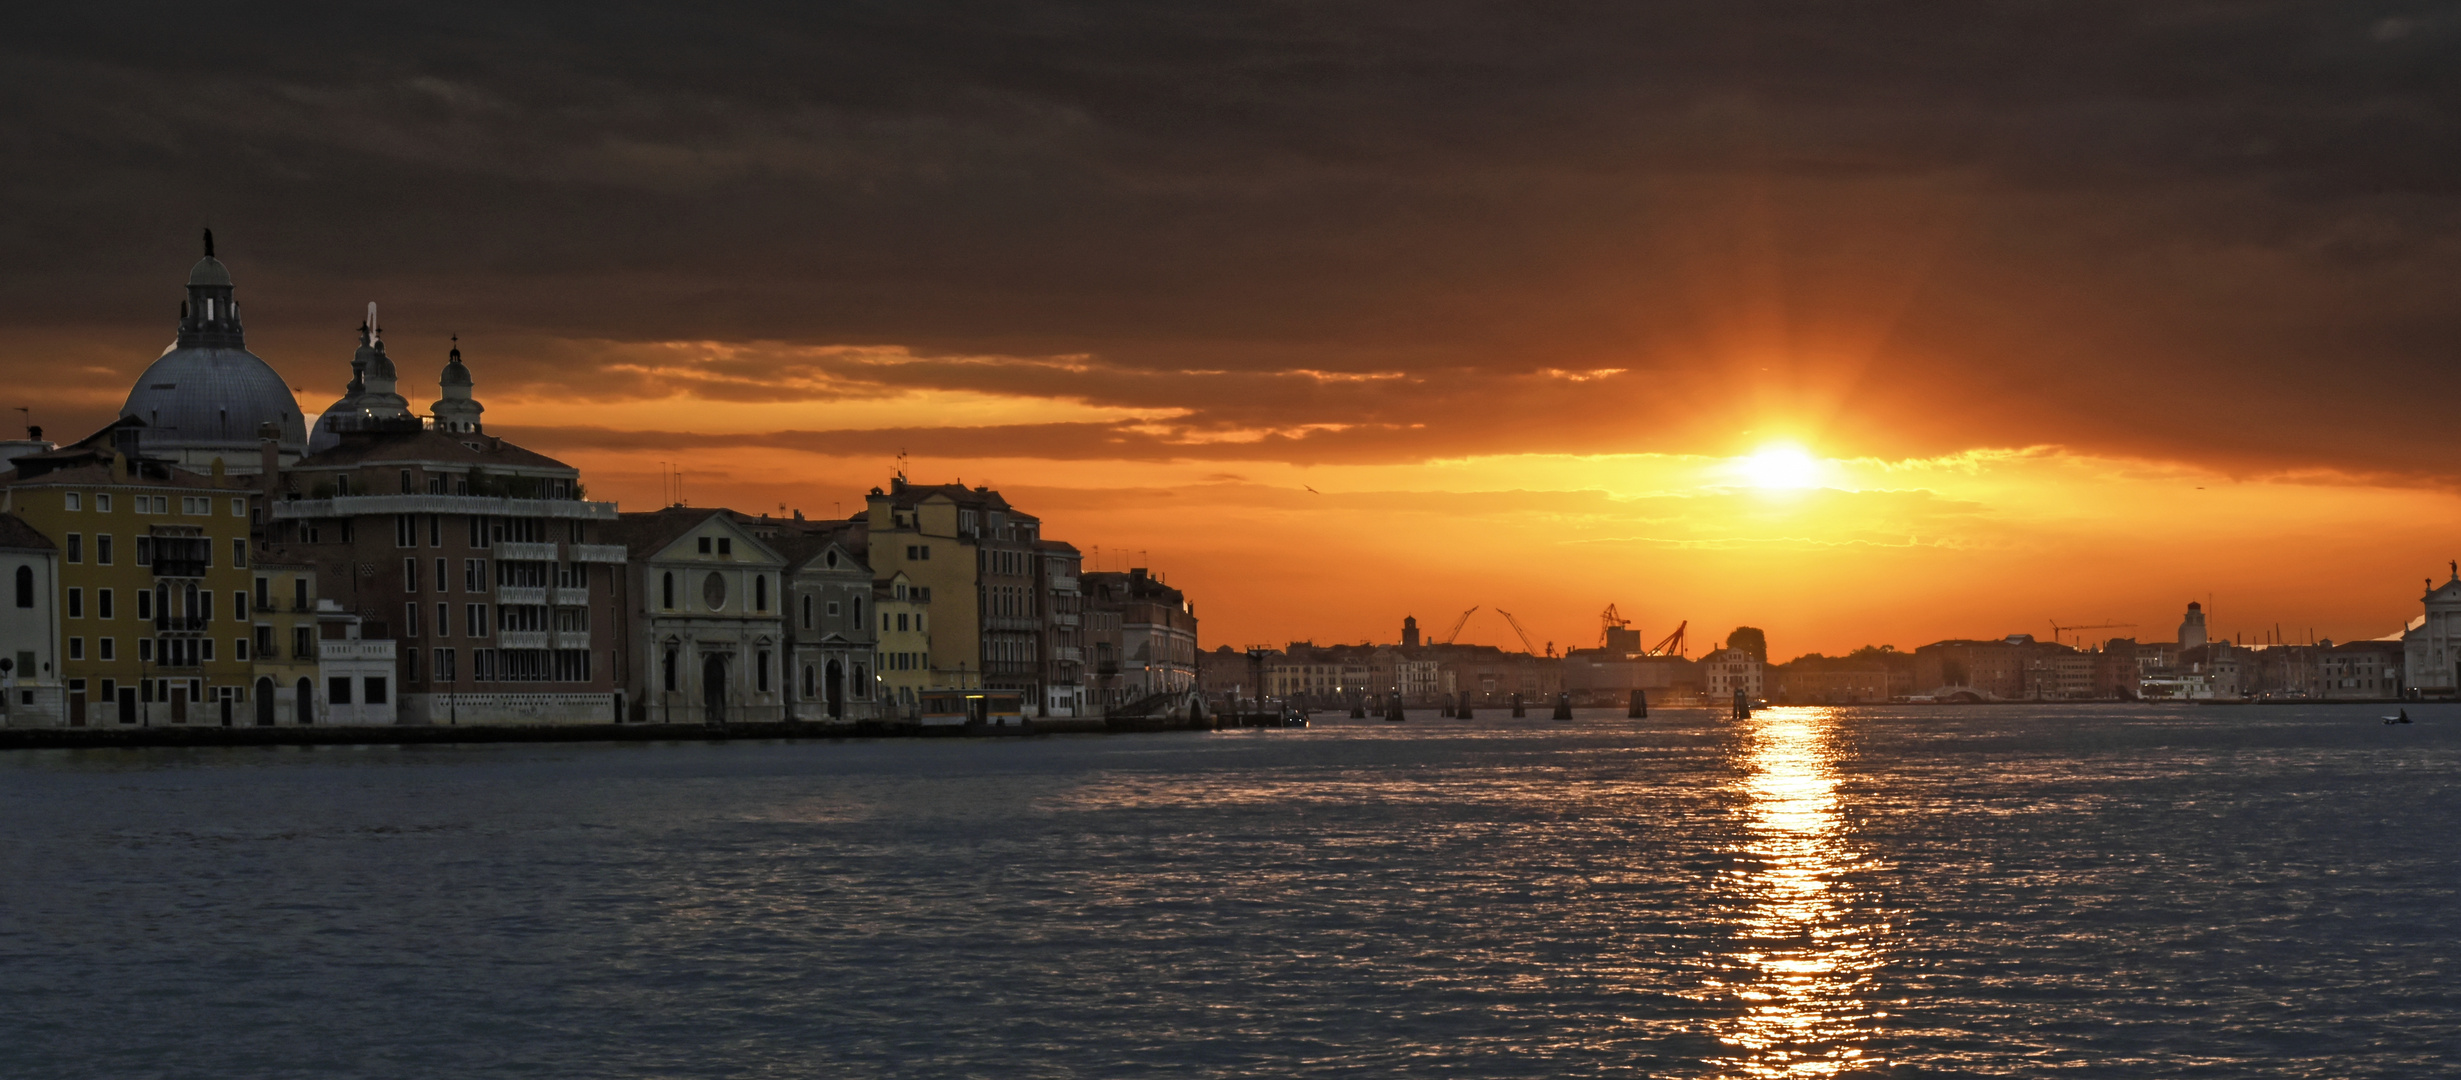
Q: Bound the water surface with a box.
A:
[2,705,2455,1077]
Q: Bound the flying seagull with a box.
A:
[1305,485,1320,494]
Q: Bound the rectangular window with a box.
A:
[434,648,456,682]
[329,676,352,705]
[718,537,732,555]
[67,588,81,619]
[232,538,247,568]
[473,649,497,681]
[96,494,112,513]
[429,515,442,546]
[293,578,308,610]
[465,559,488,592]
[254,624,272,657]
[403,648,420,683]
[697,536,713,554]
[235,637,250,661]
[827,601,841,617]
[198,591,212,622]
[294,626,315,658]
[919,545,929,560]
[200,639,213,662]
[234,592,248,620]
[96,535,112,565]
[397,514,416,547]
[64,493,79,511]
[136,590,152,620]
[468,604,489,638]
[136,536,151,566]
[231,497,246,517]
[469,516,491,548]
[98,589,113,619]
[67,534,81,563]
[138,638,153,663]
[255,577,269,611]
[437,603,451,638]
[436,558,448,591]
[404,558,420,592]
[405,603,421,638]
[99,638,114,661]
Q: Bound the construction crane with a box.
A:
[2048,620,2137,648]
[1496,609,1542,655]
[1599,604,1631,648]
[1646,620,1687,657]
[1438,606,1479,645]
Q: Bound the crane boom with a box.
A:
[2047,619,2137,647]
[1439,606,1479,645]
[1497,609,1541,655]
[1647,620,1687,657]
[1599,603,1630,648]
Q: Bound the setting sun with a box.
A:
[1735,444,1825,490]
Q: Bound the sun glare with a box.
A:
[1736,444,1825,490]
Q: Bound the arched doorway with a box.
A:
[826,660,844,719]
[295,677,314,725]
[255,678,275,726]
[701,653,728,724]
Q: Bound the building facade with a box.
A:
[1082,568,1197,706]
[608,509,790,724]
[0,516,63,726]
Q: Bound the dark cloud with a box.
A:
[6,2,2461,473]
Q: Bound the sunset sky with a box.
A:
[9,3,2461,657]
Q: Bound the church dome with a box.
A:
[121,233,307,463]
[122,344,308,457]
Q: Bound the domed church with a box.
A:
[118,230,310,473]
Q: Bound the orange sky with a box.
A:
[9,5,2460,659]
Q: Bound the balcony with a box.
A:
[1052,613,1079,627]
[552,586,589,607]
[570,543,627,564]
[498,586,547,606]
[1050,576,1078,591]
[270,495,618,521]
[497,630,549,650]
[320,639,396,662]
[154,615,208,633]
[554,630,591,650]
[495,541,559,562]
[1052,646,1082,662]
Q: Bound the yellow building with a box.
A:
[1,435,256,726]
[873,570,965,715]
[863,481,983,685]
[246,551,323,725]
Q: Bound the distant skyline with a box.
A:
[8,4,2461,655]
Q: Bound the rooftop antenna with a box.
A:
[895,447,908,482]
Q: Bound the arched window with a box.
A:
[801,664,814,698]
[662,571,675,609]
[662,647,678,692]
[755,574,769,612]
[13,565,31,608]
[801,594,812,629]
[756,650,772,692]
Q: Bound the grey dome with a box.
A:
[187,256,232,287]
[121,344,309,458]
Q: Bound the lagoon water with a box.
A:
[2,705,2456,1077]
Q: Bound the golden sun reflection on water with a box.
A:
[1706,707,1884,1078]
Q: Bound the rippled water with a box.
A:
[3,705,2456,1077]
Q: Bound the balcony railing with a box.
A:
[570,543,627,563]
[497,630,549,650]
[554,630,591,650]
[151,561,208,578]
[153,615,208,633]
[270,495,618,521]
[496,541,558,562]
[552,586,589,607]
[498,586,547,606]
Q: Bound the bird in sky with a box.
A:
[1305,485,1320,494]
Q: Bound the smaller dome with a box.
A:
[441,346,472,387]
[188,256,232,287]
